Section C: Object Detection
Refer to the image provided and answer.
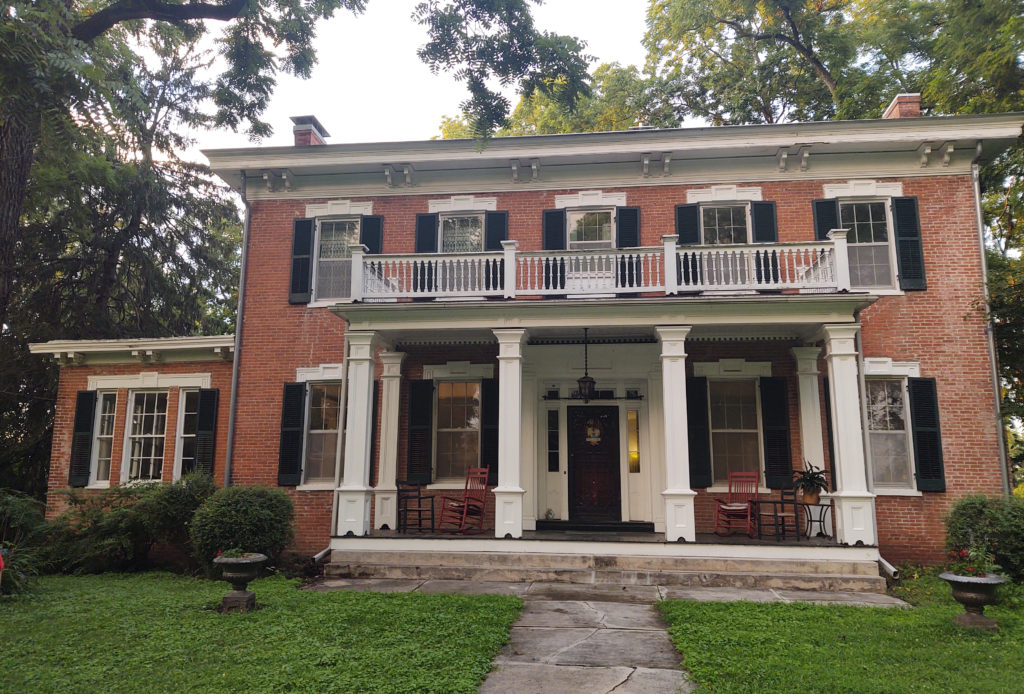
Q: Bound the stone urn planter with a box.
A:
[939,572,1007,631]
[213,553,267,613]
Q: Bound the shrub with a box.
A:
[46,485,154,574]
[945,494,1024,582]
[1,489,49,595]
[190,486,294,572]
[137,473,217,548]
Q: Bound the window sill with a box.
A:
[307,299,352,308]
[86,481,111,490]
[427,481,470,491]
[873,488,923,497]
[296,482,336,492]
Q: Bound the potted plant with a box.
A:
[792,463,828,505]
[212,548,267,613]
[939,546,1006,631]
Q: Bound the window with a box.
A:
[708,380,761,485]
[305,382,342,483]
[546,410,560,472]
[567,209,613,249]
[840,201,893,287]
[627,409,641,474]
[701,205,749,245]
[177,389,199,477]
[866,379,913,488]
[315,218,360,299]
[435,381,481,479]
[126,392,168,481]
[92,392,117,483]
[440,213,484,253]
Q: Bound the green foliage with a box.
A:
[946,494,1024,582]
[0,573,521,692]
[190,486,295,572]
[0,490,48,595]
[135,473,217,550]
[660,576,1024,693]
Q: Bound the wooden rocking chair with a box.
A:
[438,467,490,534]
[714,471,759,537]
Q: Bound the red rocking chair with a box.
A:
[438,467,490,534]
[714,471,759,537]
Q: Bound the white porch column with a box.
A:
[373,351,405,530]
[823,324,877,545]
[791,346,826,473]
[336,331,376,536]
[492,328,528,538]
[656,325,696,542]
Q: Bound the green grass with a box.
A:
[0,573,521,694]
[659,573,1024,693]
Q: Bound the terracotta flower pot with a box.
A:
[939,571,1006,631]
[213,553,267,612]
[800,489,821,506]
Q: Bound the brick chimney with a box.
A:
[291,115,330,146]
[882,93,922,119]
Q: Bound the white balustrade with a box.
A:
[361,252,506,299]
[676,242,837,292]
[515,247,664,296]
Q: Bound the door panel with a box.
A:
[568,406,621,522]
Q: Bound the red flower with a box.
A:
[216,549,222,557]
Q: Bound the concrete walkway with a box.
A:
[309,578,906,694]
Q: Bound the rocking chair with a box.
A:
[438,467,490,534]
[714,471,759,537]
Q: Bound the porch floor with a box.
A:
[342,528,841,547]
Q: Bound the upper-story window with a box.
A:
[567,209,614,249]
[440,213,484,253]
[701,205,750,245]
[126,391,168,481]
[840,201,893,288]
[315,218,360,300]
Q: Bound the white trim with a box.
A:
[85,481,111,490]
[305,200,373,217]
[428,195,497,213]
[686,185,762,203]
[89,390,118,486]
[863,358,921,378]
[874,488,924,497]
[426,481,469,490]
[88,372,211,390]
[694,359,772,378]
[119,389,171,483]
[555,190,627,209]
[422,361,495,380]
[296,482,337,492]
[823,180,903,198]
[172,387,199,481]
[296,364,346,382]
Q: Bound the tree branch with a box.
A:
[72,0,250,42]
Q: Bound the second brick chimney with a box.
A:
[882,93,922,119]
[291,115,330,146]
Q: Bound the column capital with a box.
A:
[656,325,692,360]
[493,328,528,359]
[346,331,378,361]
[791,345,822,374]
[822,323,860,358]
[379,351,405,378]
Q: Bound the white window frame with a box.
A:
[566,207,616,250]
[706,377,766,488]
[300,380,344,488]
[88,391,118,488]
[837,197,900,290]
[698,202,752,245]
[311,216,362,302]
[430,379,483,486]
[438,212,486,254]
[865,377,919,494]
[172,388,200,481]
[120,389,169,483]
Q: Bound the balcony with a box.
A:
[340,231,851,303]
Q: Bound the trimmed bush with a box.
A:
[137,473,216,548]
[945,494,1024,582]
[189,486,294,572]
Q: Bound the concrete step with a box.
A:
[327,549,881,577]
[325,560,886,593]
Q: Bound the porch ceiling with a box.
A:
[333,294,877,347]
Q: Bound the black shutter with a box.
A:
[813,199,839,240]
[277,383,306,486]
[69,390,97,487]
[675,204,700,245]
[686,377,712,488]
[616,207,640,248]
[893,196,926,290]
[369,381,380,486]
[407,380,434,484]
[194,389,219,477]
[481,378,499,485]
[289,218,314,304]
[542,209,566,250]
[823,377,836,492]
[360,215,383,255]
[485,211,508,251]
[751,201,778,243]
[415,213,438,253]
[909,377,945,491]
[760,377,794,489]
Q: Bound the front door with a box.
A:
[568,406,621,522]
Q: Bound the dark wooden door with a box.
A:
[568,406,621,522]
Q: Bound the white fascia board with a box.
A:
[29,335,235,363]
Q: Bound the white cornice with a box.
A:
[555,190,627,209]
[29,335,235,366]
[422,361,495,380]
[296,364,346,382]
[427,195,497,213]
[305,200,373,217]
[822,180,903,198]
[694,359,772,378]
[88,372,212,390]
[863,357,921,377]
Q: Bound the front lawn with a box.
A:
[0,573,521,694]
[660,573,1024,693]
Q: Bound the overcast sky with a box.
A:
[191,1,650,156]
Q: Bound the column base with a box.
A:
[336,487,372,536]
[491,487,525,539]
[373,489,397,530]
[662,489,698,542]
[831,491,877,546]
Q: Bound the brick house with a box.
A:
[32,96,1024,581]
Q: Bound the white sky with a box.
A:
[191,0,650,155]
